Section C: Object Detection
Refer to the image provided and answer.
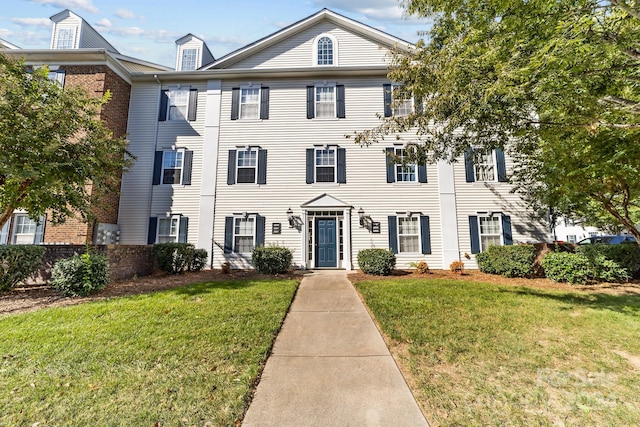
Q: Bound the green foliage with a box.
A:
[476,245,537,278]
[252,245,293,274]
[541,252,592,285]
[409,260,430,274]
[51,252,109,297]
[0,245,46,291]
[0,53,132,229]
[358,248,396,276]
[576,244,640,282]
[152,243,208,274]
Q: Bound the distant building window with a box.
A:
[236,149,258,183]
[315,148,336,182]
[392,85,413,117]
[567,235,577,243]
[317,36,333,65]
[315,86,335,118]
[162,150,184,185]
[240,88,260,119]
[47,70,65,87]
[157,217,180,243]
[168,89,190,121]
[474,150,496,182]
[398,216,420,253]
[181,48,198,71]
[479,215,502,250]
[56,28,75,49]
[394,148,416,182]
[13,215,38,244]
[234,217,255,253]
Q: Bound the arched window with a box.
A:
[317,36,334,65]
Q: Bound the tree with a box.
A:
[0,53,131,230]
[353,0,640,241]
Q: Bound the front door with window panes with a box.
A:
[315,218,337,268]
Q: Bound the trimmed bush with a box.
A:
[476,245,536,278]
[541,252,591,284]
[358,248,396,276]
[152,243,208,274]
[576,244,640,280]
[252,245,293,274]
[409,260,430,274]
[0,245,46,291]
[51,252,109,297]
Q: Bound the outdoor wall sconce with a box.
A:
[287,207,302,230]
[358,207,373,231]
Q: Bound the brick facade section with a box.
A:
[42,65,131,244]
[37,245,156,282]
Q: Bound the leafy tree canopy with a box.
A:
[354,0,640,240]
[0,53,131,229]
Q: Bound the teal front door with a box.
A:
[316,218,337,268]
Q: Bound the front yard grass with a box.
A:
[0,278,298,426]
[354,278,640,426]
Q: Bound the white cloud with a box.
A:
[114,8,139,20]
[95,18,112,28]
[11,17,52,28]
[0,28,12,38]
[311,0,419,23]
[30,0,99,14]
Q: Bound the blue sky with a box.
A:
[1,0,429,67]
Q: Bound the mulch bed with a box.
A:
[2,269,639,317]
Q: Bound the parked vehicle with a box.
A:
[577,235,637,245]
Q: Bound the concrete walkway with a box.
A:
[242,270,429,426]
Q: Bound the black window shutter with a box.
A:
[227,150,237,185]
[418,162,427,183]
[147,217,158,244]
[469,216,480,254]
[0,219,10,244]
[306,148,315,184]
[385,147,395,183]
[224,217,234,253]
[152,151,163,185]
[502,215,513,245]
[188,89,198,121]
[388,216,398,254]
[260,87,269,120]
[383,84,392,118]
[496,149,508,182]
[158,90,169,121]
[231,87,240,120]
[464,148,475,183]
[415,95,423,114]
[306,86,315,119]
[336,85,345,118]
[257,149,267,185]
[420,215,431,254]
[182,150,193,185]
[256,215,266,247]
[179,217,189,243]
[337,148,346,184]
[34,215,46,244]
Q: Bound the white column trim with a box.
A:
[343,208,352,270]
[300,210,308,269]
[437,160,461,268]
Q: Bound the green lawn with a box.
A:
[354,278,640,427]
[0,278,298,426]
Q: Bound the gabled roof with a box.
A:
[301,193,352,209]
[50,9,120,54]
[0,38,20,49]
[202,8,412,70]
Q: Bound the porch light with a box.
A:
[358,207,373,231]
[287,207,302,230]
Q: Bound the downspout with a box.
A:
[146,74,162,243]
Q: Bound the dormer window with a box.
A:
[181,48,198,71]
[56,28,75,49]
[314,34,337,66]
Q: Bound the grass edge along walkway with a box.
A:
[0,277,299,427]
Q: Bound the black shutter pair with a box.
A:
[385,147,427,183]
[383,84,423,117]
[231,87,270,120]
[306,85,346,119]
[464,148,508,182]
[469,215,513,254]
[147,216,189,244]
[388,215,431,254]
[152,150,193,185]
[227,149,267,185]
[305,148,346,184]
[158,89,198,121]
[223,215,266,254]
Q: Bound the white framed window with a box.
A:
[398,216,420,253]
[567,235,577,243]
[56,28,75,49]
[12,215,38,244]
[394,148,417,182]
[236,149,258,183]
[240,87,260,119]
[162,150,184,185]
[392,85,413,117]
[315,86,335,118]
[315,147,336,183]
[234,217,255,253]
[317,36,334,65]
[157,216,181,243]
[47,70,65,87]
[478,215,502,250]
[168,89,190,121]
[474,150,496,182]
[181,48,198,71]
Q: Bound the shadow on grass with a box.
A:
[171,279,281,296]
[502,286,640,316]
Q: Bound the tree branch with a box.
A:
[610,0,640,21]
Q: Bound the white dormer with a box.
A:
[175,34,214,71]
[50,9,119,53]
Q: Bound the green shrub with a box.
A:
[152,243,208,274]
[541,252,591,284]
[358,249,396,276]
[476,245,536,278]
[576,244,639,280]
[252,245,293,274]
[51,252,109,297]
[0,245,46,291]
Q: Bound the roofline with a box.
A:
[50,9,120,54]
[202,8,412,70]
[112,53,172,71]
[0,38,21,49]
